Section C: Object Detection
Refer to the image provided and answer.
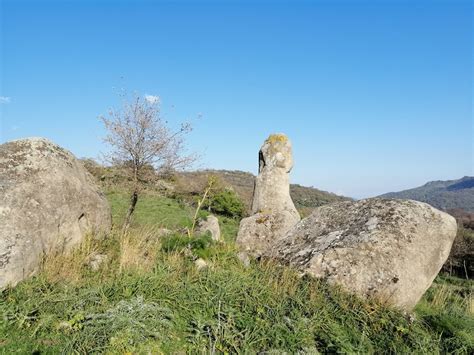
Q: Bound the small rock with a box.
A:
[57,321,72,331]
[86,253,108,271]
[194,258,208,270]
[237,252,250,268]
[196,215,221,241]
[156,228,172,238]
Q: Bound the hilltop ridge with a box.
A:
[380,176,474,212]
[173,169,350,214]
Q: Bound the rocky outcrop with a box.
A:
[267,198,457,310]
[0,138,111,288]
[236,134,300,257]
[196,215,221,241]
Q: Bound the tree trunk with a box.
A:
[122,189,138,233]
[122,163,140,234]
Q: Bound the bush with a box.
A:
[161,233,215,259]
[442,226,474,279]
[203,188,246,218]
[68,296,173,352]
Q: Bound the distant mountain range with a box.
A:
[380,176,474,213]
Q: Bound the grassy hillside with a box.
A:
[0,188,472,353]
[380,176,474,212]
[174,169,350,215]
[81,161,350,215]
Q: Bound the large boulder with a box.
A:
[267,198,457,310]
[0,138,111,288]
[236,134,300,257]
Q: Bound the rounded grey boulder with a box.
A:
[0,138,111,288]
[267,198,457,310]
[196,215,221,241]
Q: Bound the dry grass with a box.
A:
[4,230,473,354]
[118,227,162,273]
[41,226,166,283]
[40,234,100,283]
[425,280,473,316]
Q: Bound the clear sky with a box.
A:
[0,0,472,198]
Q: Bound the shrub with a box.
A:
[442,226,474,279]
[161,233,215,259]
[66,296,173,353]
[203,188,246,218]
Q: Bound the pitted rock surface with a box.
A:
[236,134,300,257]
[251,134,299,220]
[267,198,457,310]
[0,138,111,288]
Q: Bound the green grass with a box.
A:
[106,189,193,229]
[416,275,474,352]
[106,189,240,242]
[0,190,472,354]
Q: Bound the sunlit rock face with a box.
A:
[236,134,300,257]
[0,137,111,288]
[267,198,457,310]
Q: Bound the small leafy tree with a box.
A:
[101,93,195,231]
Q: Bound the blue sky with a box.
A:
[0,0,472,198]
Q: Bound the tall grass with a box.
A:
[416,276,473,353]
[0,191,472,353]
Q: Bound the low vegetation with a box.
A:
[442,226,474,279]
[1,187,472,353]
[202,188,246,219]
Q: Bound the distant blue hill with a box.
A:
[379,176,474,212]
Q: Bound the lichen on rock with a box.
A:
[236,133,300,257]
[0,137,112,288]
[267,198,458,310]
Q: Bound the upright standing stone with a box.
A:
[236,134,300,257]
[251,134,300,219]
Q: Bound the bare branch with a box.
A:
[100,92,197,230]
